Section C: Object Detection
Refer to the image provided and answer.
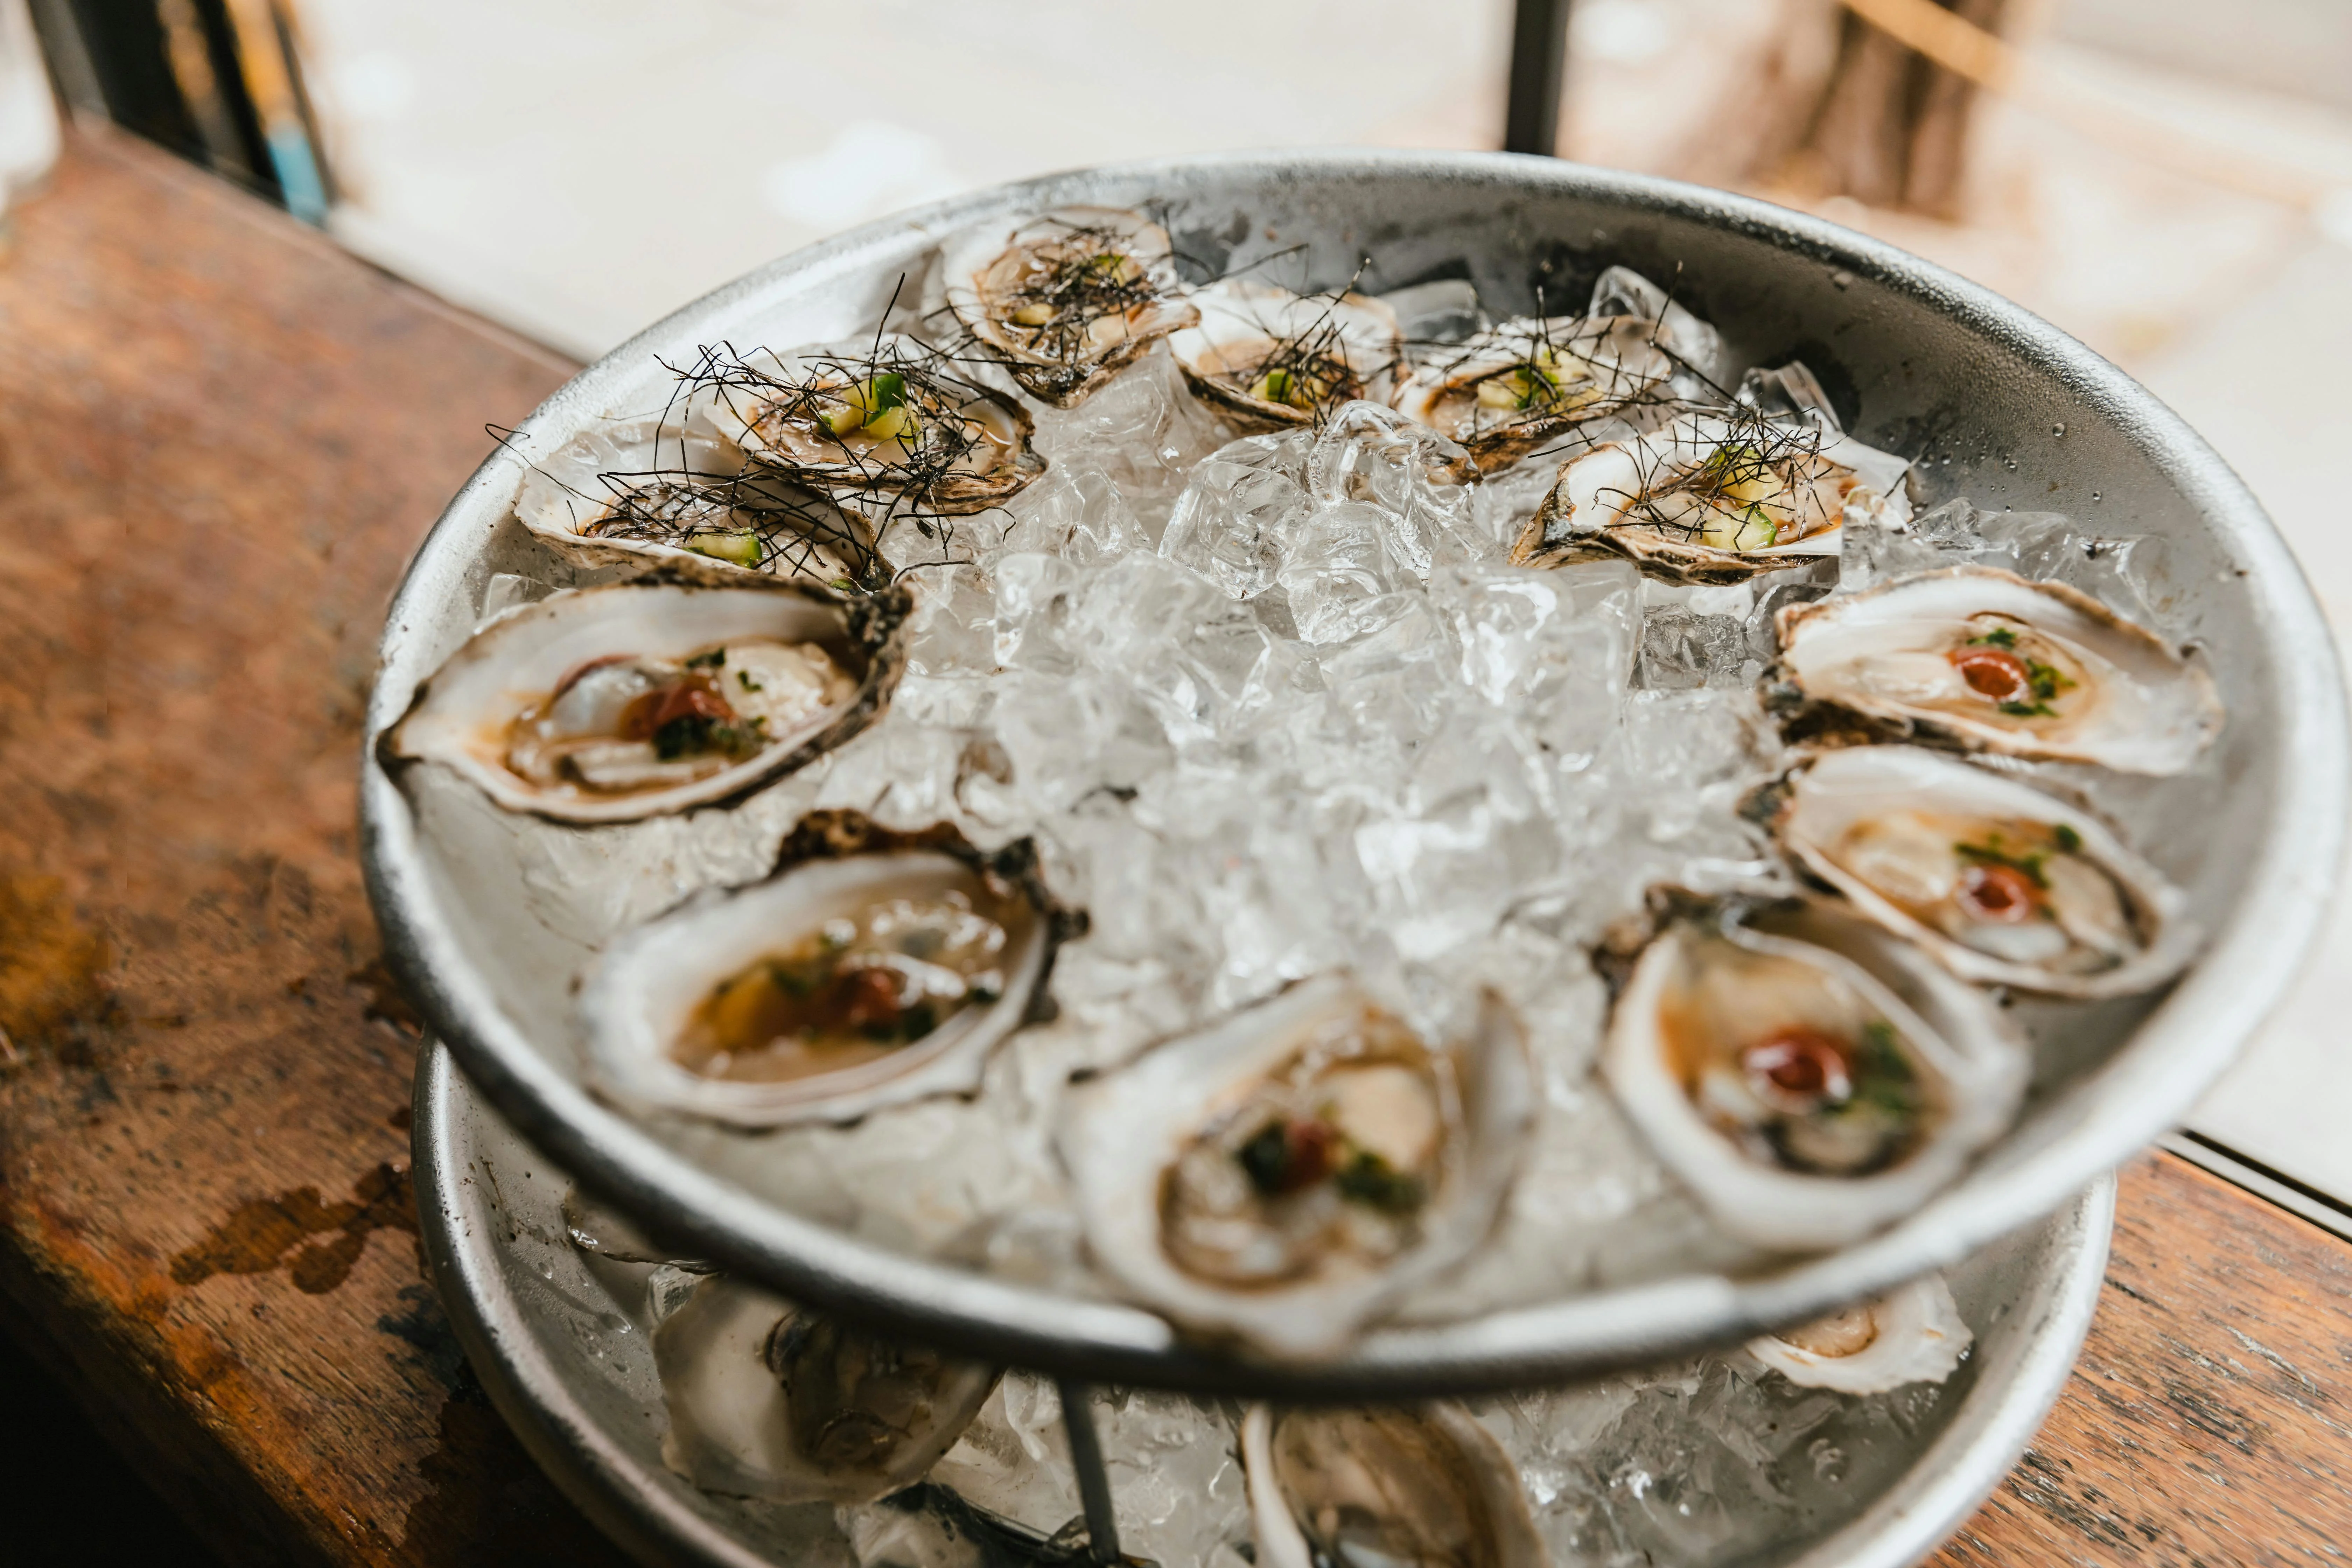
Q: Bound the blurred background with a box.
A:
[2,0,2349,1555]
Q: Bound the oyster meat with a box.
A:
[1774,746,2198,998]
[1059,974,1533,1358]
[1511,402,1911,582]
[1602,896,2025,1250]
[385,579,904,824]
[512,414,881,586]
[653,1273,998,1504]
[943,205,1199,408]
[1388,266,1706,471]
[1169,278,1402,429]
[579,846,1050,1126]
[702,335,1045,516]
[1773,565,2224,775]
[1241,1404,1548,1568]
[1747,1273,1973,1394]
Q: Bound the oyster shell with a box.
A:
[653,1273,998,1504]
[578,844,1050,1126]
[1511,405,1911,582]
[513,415,882,587]
[1241,1404,1547,1568]
[384,579,905,824]
[1773,565,2224,776]
[1601,895,2026,1250]
[1773,746,2198,999]
[1169,279,1402,429]
[1388,266,1706,471]
[702,335,1044,516]
[1058,974,1533,1359]
[1746,1272,1972,1394]
[943,205,1200,408]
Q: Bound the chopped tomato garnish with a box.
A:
[1741,1027,1855,1110]
[1957,861,2041,923]
[619,674,736,740]
[839,965,905,1031]
[1949,646,2034,705]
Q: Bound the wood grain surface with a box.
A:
[1,125,2347,1568]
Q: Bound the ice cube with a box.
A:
[1307,400,1482,579]
[989,464,1149,566]
[988,552,1082,675]
[1437,559,1637,770]
[1030,346,1230,540]
[1159,429,1312,600]
[1276,501,1408,644]
[1636,606,1751,690]
[901,562,997,677]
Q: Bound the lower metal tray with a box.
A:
[414,1041,2113,1568]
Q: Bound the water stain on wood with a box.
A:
[170,1162,419,1295]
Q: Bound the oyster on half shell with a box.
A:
[703,335,1044,517]
[1772,565,2224,776]
[1387,267,1712,472]
[1511,404,1911,582]
[1242,1404,1548,1568]
[654,1273,999,1504]
[1747,1273,1973,1394]
[384,579,905,824]
[1773,746,2198,999]
[1601,895,2025,1250]
[1169,278,1402,429]
[944,205,1200,408]
[579,844,1052,1126]
[513,415,882,587]
[1059,974,1533,1359]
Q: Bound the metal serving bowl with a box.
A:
[414,1041,2116,1568]
[362,151,2346,1399]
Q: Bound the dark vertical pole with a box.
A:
[1504,0,1571,156]
[1056,1379,1122,1564]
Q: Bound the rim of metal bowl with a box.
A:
[363,148,2347,1400]
[414,1039,2118,1568]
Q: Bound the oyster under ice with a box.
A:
[1747,1272,1972,1394]
[1242,1404,1548,1568]
[1772,565,2224,776]
[1601,896,2025,1250]
[944,205,1199,408]
[654,1273,999,1504]
[385,579,903,824]
[1774,746,2198,999]
[1060,975,1533,1357]
[579,845,1050,1125]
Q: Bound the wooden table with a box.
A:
[2,126,2346,1567]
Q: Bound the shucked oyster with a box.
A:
[385,579,904,824]
[1747,1273,1972,1394]
[513,415,883,586]
[1773,746,2198,999]
[699,335,1044,517]
[1169,278,1402,429]
[1388,265,1706,472]
[944,205,1199,408]
[654,1273,998,1504]
[580,842,1052,1126]
[1059,974,1533,1358]
[1511,399,1911,582]
[1601,895,2025,1250]
[1773,566,2224,776]
[1241,1404,1547,1568]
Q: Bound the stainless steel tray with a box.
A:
[416,1041,2114,1568]
[365,151,2343,1396]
